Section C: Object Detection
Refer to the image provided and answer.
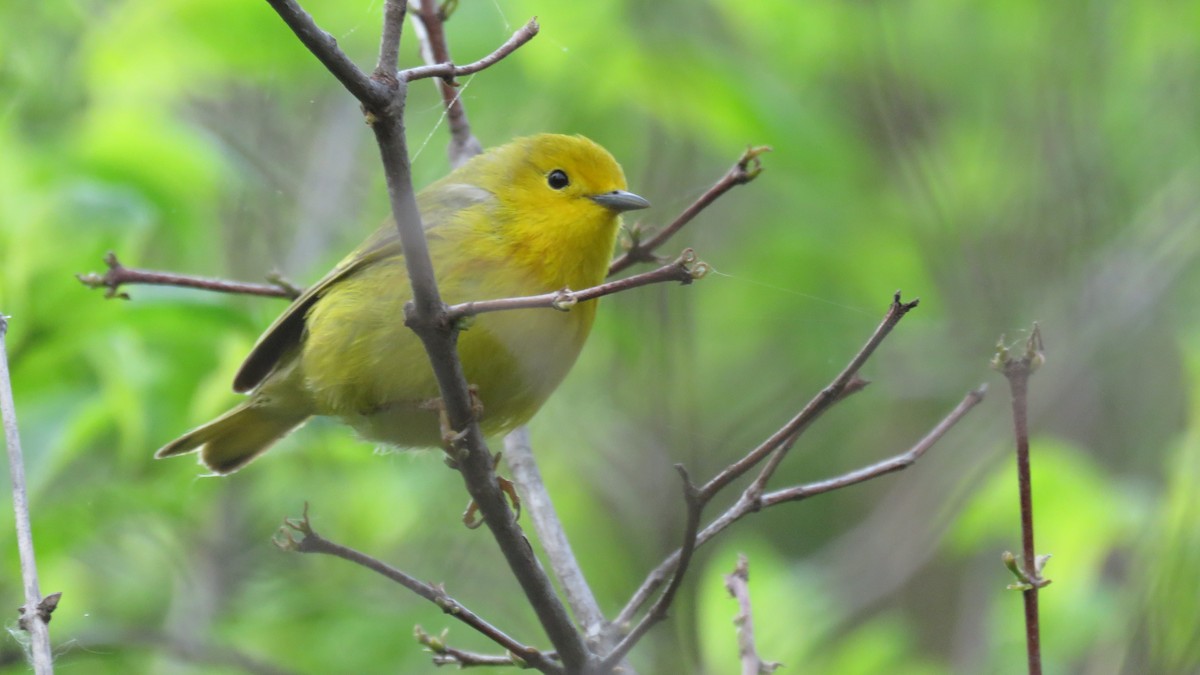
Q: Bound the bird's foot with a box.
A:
[422,385,485,457]
[462,451,521,529]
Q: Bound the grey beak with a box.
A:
[589,190,651,213]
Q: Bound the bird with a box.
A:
[156,133,649,474]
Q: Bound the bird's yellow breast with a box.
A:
[297,193,615,447]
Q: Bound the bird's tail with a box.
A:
[155,402,309,475]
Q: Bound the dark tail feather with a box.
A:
[156,402,309,474]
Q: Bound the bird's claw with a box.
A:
[424,386,485,456]
[461,452,521,529]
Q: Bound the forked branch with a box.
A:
[615,382,986,629]
[404,17,540,83]
[701,292,919,501]
[276,504,563,674]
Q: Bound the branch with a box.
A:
[615,385,986,628]
[504,429,607,641]
[446,249,706,323]
[992,323,1048,675]
[700,291,919,502]
[403,16,540,83]
[416,626,553,669]
[275,505,562,675]
[374,0,408,77]
[725,555,781,675]
[77,252,301,300]
[407,1,480,167]
[262,0,385,107]
[597,466,704,671]
[608,146,771,276]
[760,385,987,507]
[1,315,56,674]
[261,1,588,667]
[404,7,538,168]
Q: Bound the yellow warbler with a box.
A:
[157,134,648,473]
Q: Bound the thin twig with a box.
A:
[276,505,562,675]
[993,324,1047,675]
[725,555,780,675]
[403,17,540,83]
[407,2,506,166]
[614,385,986,628]
[374,0,408,77]
[1,315,56,674]
[446,249,705,324]
[416,625,553,669]
[262,0,385,107]
[598,466,704,671]
[77,252,301,300]
[608,146,771,276]
[761,385,987,507]
[700,292,919,502]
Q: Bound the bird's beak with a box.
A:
[589,190,651,213]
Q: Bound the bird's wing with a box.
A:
[232,235,402,393]
[231,182,494,393]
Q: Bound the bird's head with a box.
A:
[471,134,650,287]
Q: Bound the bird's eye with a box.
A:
[547,169,570,190]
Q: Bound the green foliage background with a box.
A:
[3,1,1200,673]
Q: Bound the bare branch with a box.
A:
[276,505,562,674]
[504,429,607,641]
[614,385,985,628]
[1,315,56,674]
[608,146,771,276]
[992,323,1047,675]
[405,11,538,168]
[761,385,987,507]
[700,292,919,502]
[262,0,384,107]
[403,17,540,83]
[383,122,590,675]
[248,1,594,666]
[77,252,301,300]
[374,0,408,77]
[725,555,781,675]
[447,249,706,323]
[598,466,704,671]
[407,1,479,167]
[416,625,553,669]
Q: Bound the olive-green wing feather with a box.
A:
[232,232,402,393]
[231,181,493,394]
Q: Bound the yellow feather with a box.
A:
[157,134,647,472]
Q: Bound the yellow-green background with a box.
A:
[3,1,1199,673]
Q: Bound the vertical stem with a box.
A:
[365,37,590,671]
[370,100,588,671]
[1,316,55,674]
[375,0,407,76]
[504,429,606,637]
[410,0,482,167]
[1007,367,1041,675]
